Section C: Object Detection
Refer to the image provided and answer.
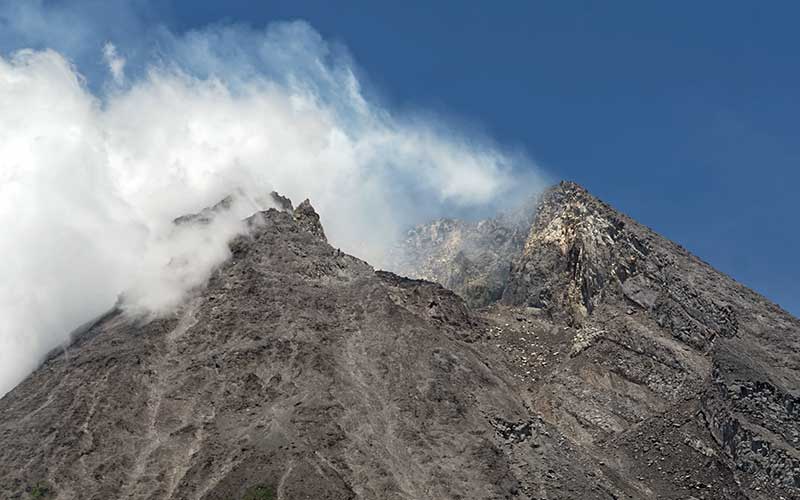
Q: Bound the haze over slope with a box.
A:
[0,11,547,396]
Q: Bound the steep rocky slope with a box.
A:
[0,182,798,500]
[399,181,800,499]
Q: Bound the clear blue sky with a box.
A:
[6,1,800,315]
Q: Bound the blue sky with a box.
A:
[176,1,799,315]
[2,1,798,316]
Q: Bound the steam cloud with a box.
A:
[0,12,548,396]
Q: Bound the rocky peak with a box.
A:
[269,191,294,212]
[504,181,745,352]
[172,191,295,228]
[503,181,651,323]
[263,191,326,241]
[392,180,645,316]
[172,194,237,226]
[292,199,327,241]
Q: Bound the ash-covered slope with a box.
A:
[0,194,625,500]
[399,181,800,499]
[1,183,798,500]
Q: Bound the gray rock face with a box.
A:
[390,201,536,309]
[397,181,800,499]
[0,182,798,500]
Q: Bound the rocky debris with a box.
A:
[703,364,800,496]
[375,271,479,340]
[1,182,799,499]
[491,417,539,445]
[570,326,605,357]
[599,401,749,500]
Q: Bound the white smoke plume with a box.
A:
[0,18,548,396]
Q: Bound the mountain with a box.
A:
[1,182,798,499]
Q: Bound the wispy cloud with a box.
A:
[0,9,548,396]
[102,42,125,84]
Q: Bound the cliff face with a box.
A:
[1,182,798,500]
